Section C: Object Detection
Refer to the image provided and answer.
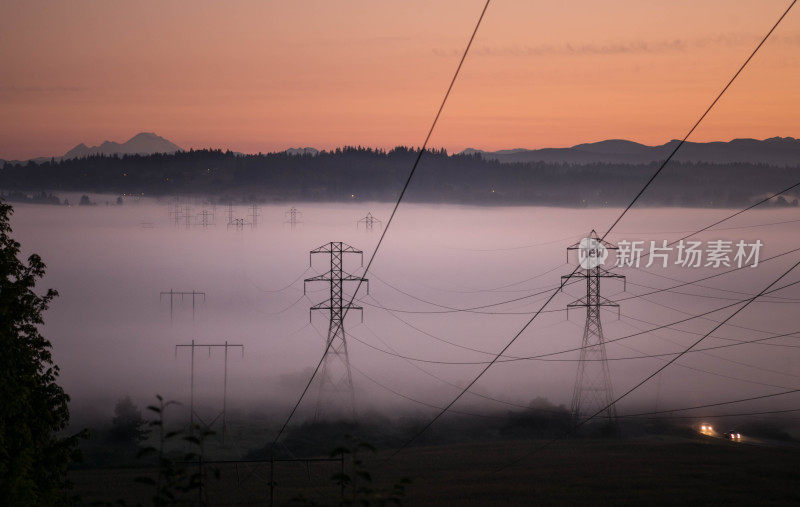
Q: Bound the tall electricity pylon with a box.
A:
[561,230,625,422]
[285,207,302,228]
[304,242,368,420]
[357,212,381,231]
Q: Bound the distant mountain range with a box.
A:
[4,135,800,167]
[461,137,800,166]
[0,132,183,165]
[0,134,324,165]
[285,147,319,156]
[62,132,183,159]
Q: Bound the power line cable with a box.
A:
[360,245,800,316]
[379,0,798,460]
[493,250,800,474]
[626,263,800,302]
[249,267,312,293]
[394,262,568,294]
[270,0,492,448]
[358,265,800,365]
[620,388,800,418]
[611,316,798,391]
[628,294,800,346]
[619,311,800,350]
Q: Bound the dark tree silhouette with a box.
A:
[109,395,147,445]
[2,148,798,207]
[0,199,83,504]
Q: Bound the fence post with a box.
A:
[340,453,345,505]
[198,455,203,506]
[270,455,275,507]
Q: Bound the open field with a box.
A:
[70,436,800,505]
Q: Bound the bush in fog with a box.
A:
[109,395,147,445]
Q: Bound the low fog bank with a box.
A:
[7,198,800,465]
[71,390,800,470]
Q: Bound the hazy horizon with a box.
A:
[9,198,800,434]
[9,131,800,163]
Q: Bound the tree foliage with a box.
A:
[109,395,147,446]
[0,199,82,505]
[135,395,217,506]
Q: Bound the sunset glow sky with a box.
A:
[1,0,799,160]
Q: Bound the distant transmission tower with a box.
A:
[284,207,302,228]
[227,218,248,230]
[250,203,261,228]
[357,212,382,231]
[197,209,214,228]
[561,230,625,422]
[183,204,192,229]
[304,242,368,420]
[175,340,244,441]
[226,204,234,226]
[168,204,184,227]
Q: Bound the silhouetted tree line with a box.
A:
[2,147,799,207]
[0,190,63,205]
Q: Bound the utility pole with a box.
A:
[561,230,625,422]
[160,290,206,320]
[357,212,381,231]
[304,242,368,420]
[284,207,302,228]
[175,340,244,441]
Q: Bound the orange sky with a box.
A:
[1,0,799,160]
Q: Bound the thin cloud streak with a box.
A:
[433,33,800,58]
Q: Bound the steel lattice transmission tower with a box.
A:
[304,242,368,420]
[285,207,302,228]
[357,212,382,231]
[197,209,214,228]
[561,230,625,422]
[250,203,261,228]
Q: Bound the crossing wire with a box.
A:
[380,0,798,462]
[270,0,493,449]
[491,256,800,473]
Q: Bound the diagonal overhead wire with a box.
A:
[380,0,798,462]
[270,0,493,449]
[493,256,800,473]
[601,0,798,238]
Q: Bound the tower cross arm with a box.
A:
[310,243,363,255]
